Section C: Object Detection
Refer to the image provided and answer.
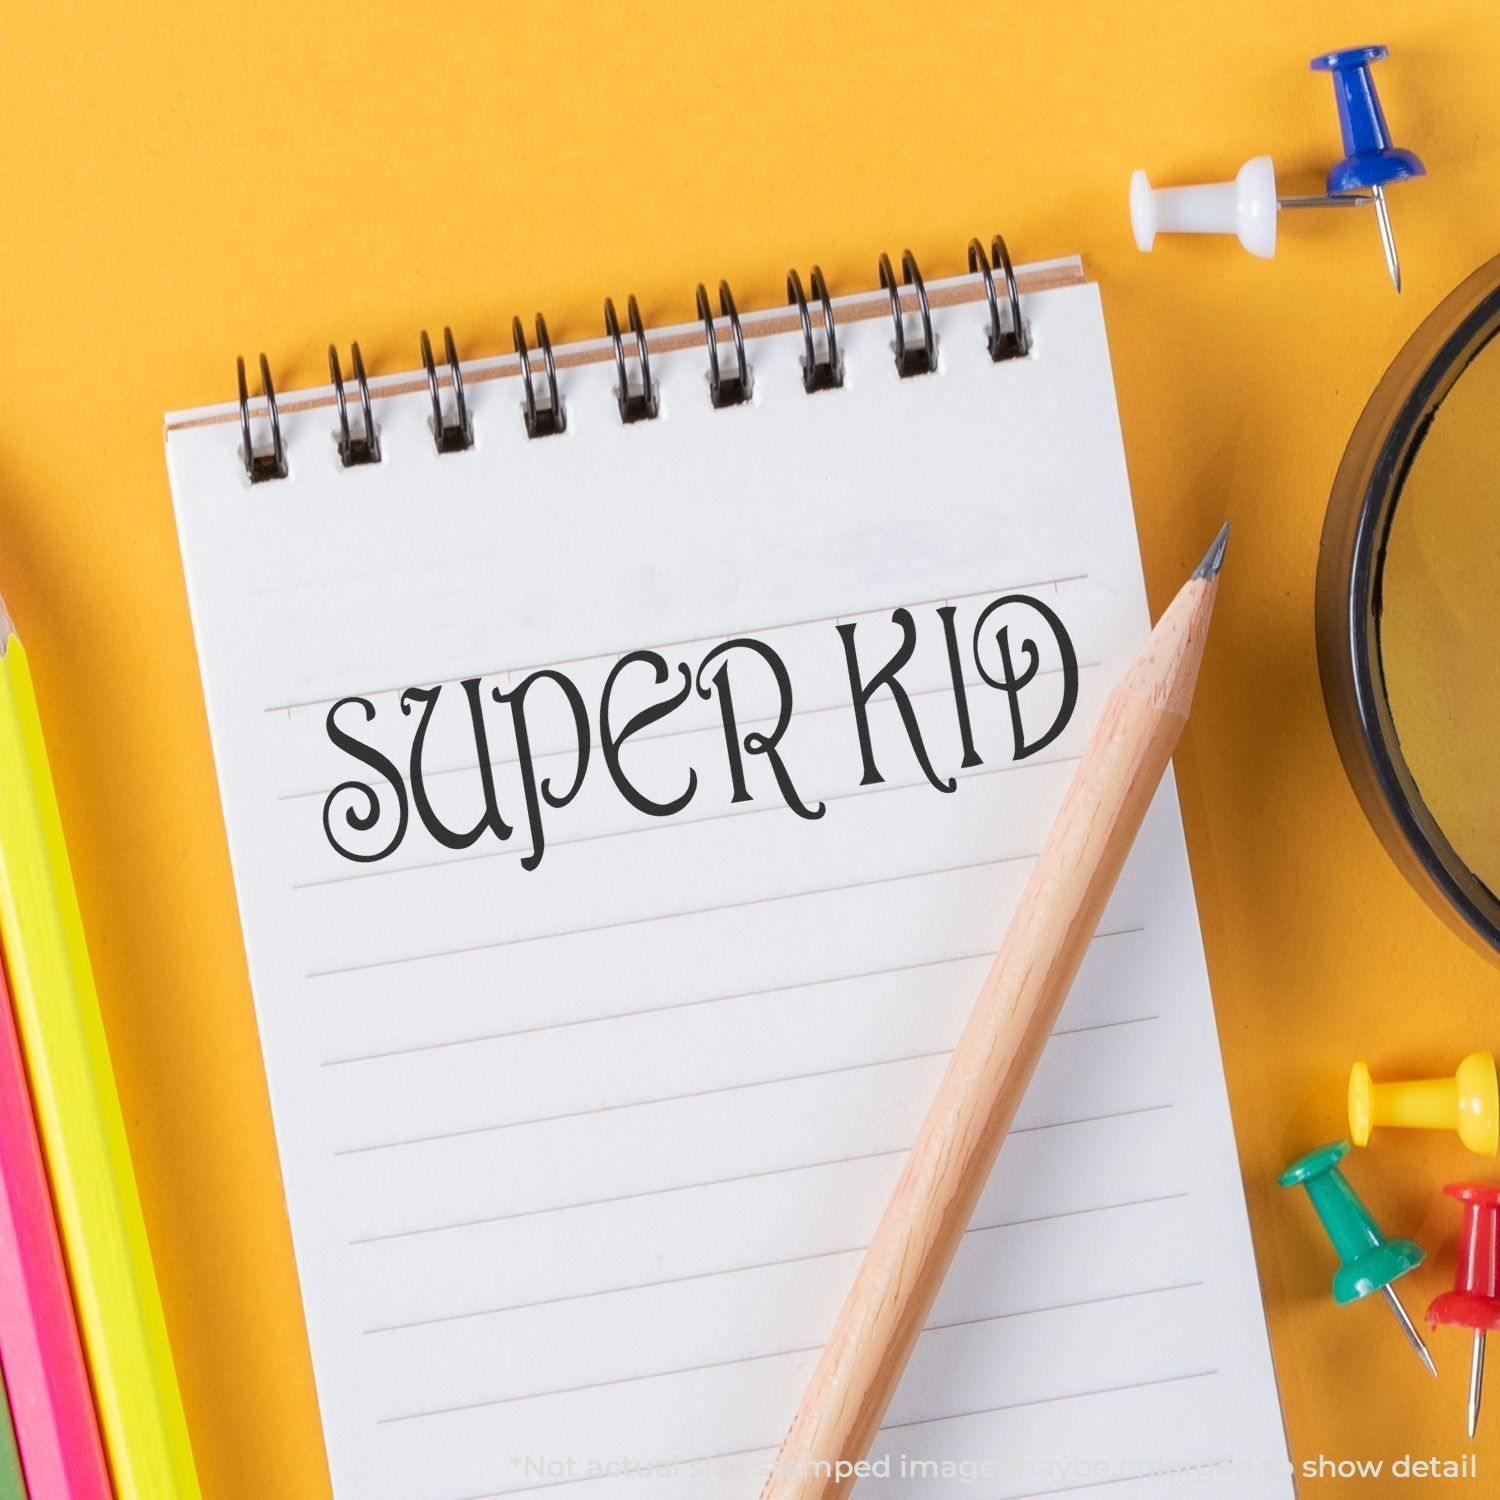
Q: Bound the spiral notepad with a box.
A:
[164,243,1291,1499]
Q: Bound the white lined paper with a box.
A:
[165,268,1290,1498]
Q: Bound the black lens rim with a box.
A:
[1316,254,1500,959]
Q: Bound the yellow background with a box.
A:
[2,2,1498,1493]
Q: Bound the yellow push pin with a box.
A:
[1349,1053,1499,1156]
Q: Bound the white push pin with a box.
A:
[1130,156,1278,258]
[1130,155,1369,260]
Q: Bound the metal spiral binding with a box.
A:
[232,231,1032,479]
[968,235,1030,361]
[513,314,566,438]
[696,281,752,408]
[420,327,474,452]
[329,343,381,465]
[787,267,842,392]
[604,295,657,422]
[878,249,936,377]
[236,354,287,482]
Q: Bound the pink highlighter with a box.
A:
[0,956,112,1498]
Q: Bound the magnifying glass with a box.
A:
[1318,256,1500,956]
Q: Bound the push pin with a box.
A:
[1349,1052,1499,1157]
[1311,45,1425,292]
[1130,155,1373,261]
[1427,1184,1500,1436]
[1131,156,1279,259]
[1279,1140,1436,1376]
[1131,43,1421,289]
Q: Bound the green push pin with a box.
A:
[1279,1140,1437,1376]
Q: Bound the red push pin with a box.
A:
[1427,1183,1500,1436]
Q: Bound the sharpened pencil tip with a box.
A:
[1192,522,1230,580]
[0,588,11,655]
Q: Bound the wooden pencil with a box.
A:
[0,952,112,1499]
[0,591,201,1499]
[761,525,1229,1500]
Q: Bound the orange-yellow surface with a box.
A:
[1,4,1497,1494]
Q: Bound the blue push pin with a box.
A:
[1311,45,1425,292]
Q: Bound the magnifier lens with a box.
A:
[1317,257,1500,957]
[1379,336,1500,900]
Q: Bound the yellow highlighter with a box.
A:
[0,595,200,1499]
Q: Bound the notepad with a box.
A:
[164,256,1291,1499]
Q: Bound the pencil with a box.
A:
[0,591,201,1499]
[0,951,112,1500]
[761,525,1230,1500]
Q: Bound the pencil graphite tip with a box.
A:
[1192,522,1230,581]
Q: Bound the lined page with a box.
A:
[165,269,1291,1499]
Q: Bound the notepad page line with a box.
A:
[307,849,1040,979]
[278,660,1097,809]
[320,946,998,1065]
[320,944,1146,1067]
[449,1370,1222,1500]
[881,1368,1220,1432]
[999,1457,1240,1500]
[291,744,1090,893]
[335,1011,1161,1156]
[364,1187,1190,1333]
[349,1103,1175,1244]
[262,573,1090,717]
[335,1046,952,1155]
[379,1283,1206,1426]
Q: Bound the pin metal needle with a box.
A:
[1470,1331,1486,1438]
[1275,193,1372,210]
[1426,1182,1500,1436]
[1371,185,1402,293]
[1383,1284,1439,1376]
[1310,47,1422,294]
[1279,1141,1433,1374]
